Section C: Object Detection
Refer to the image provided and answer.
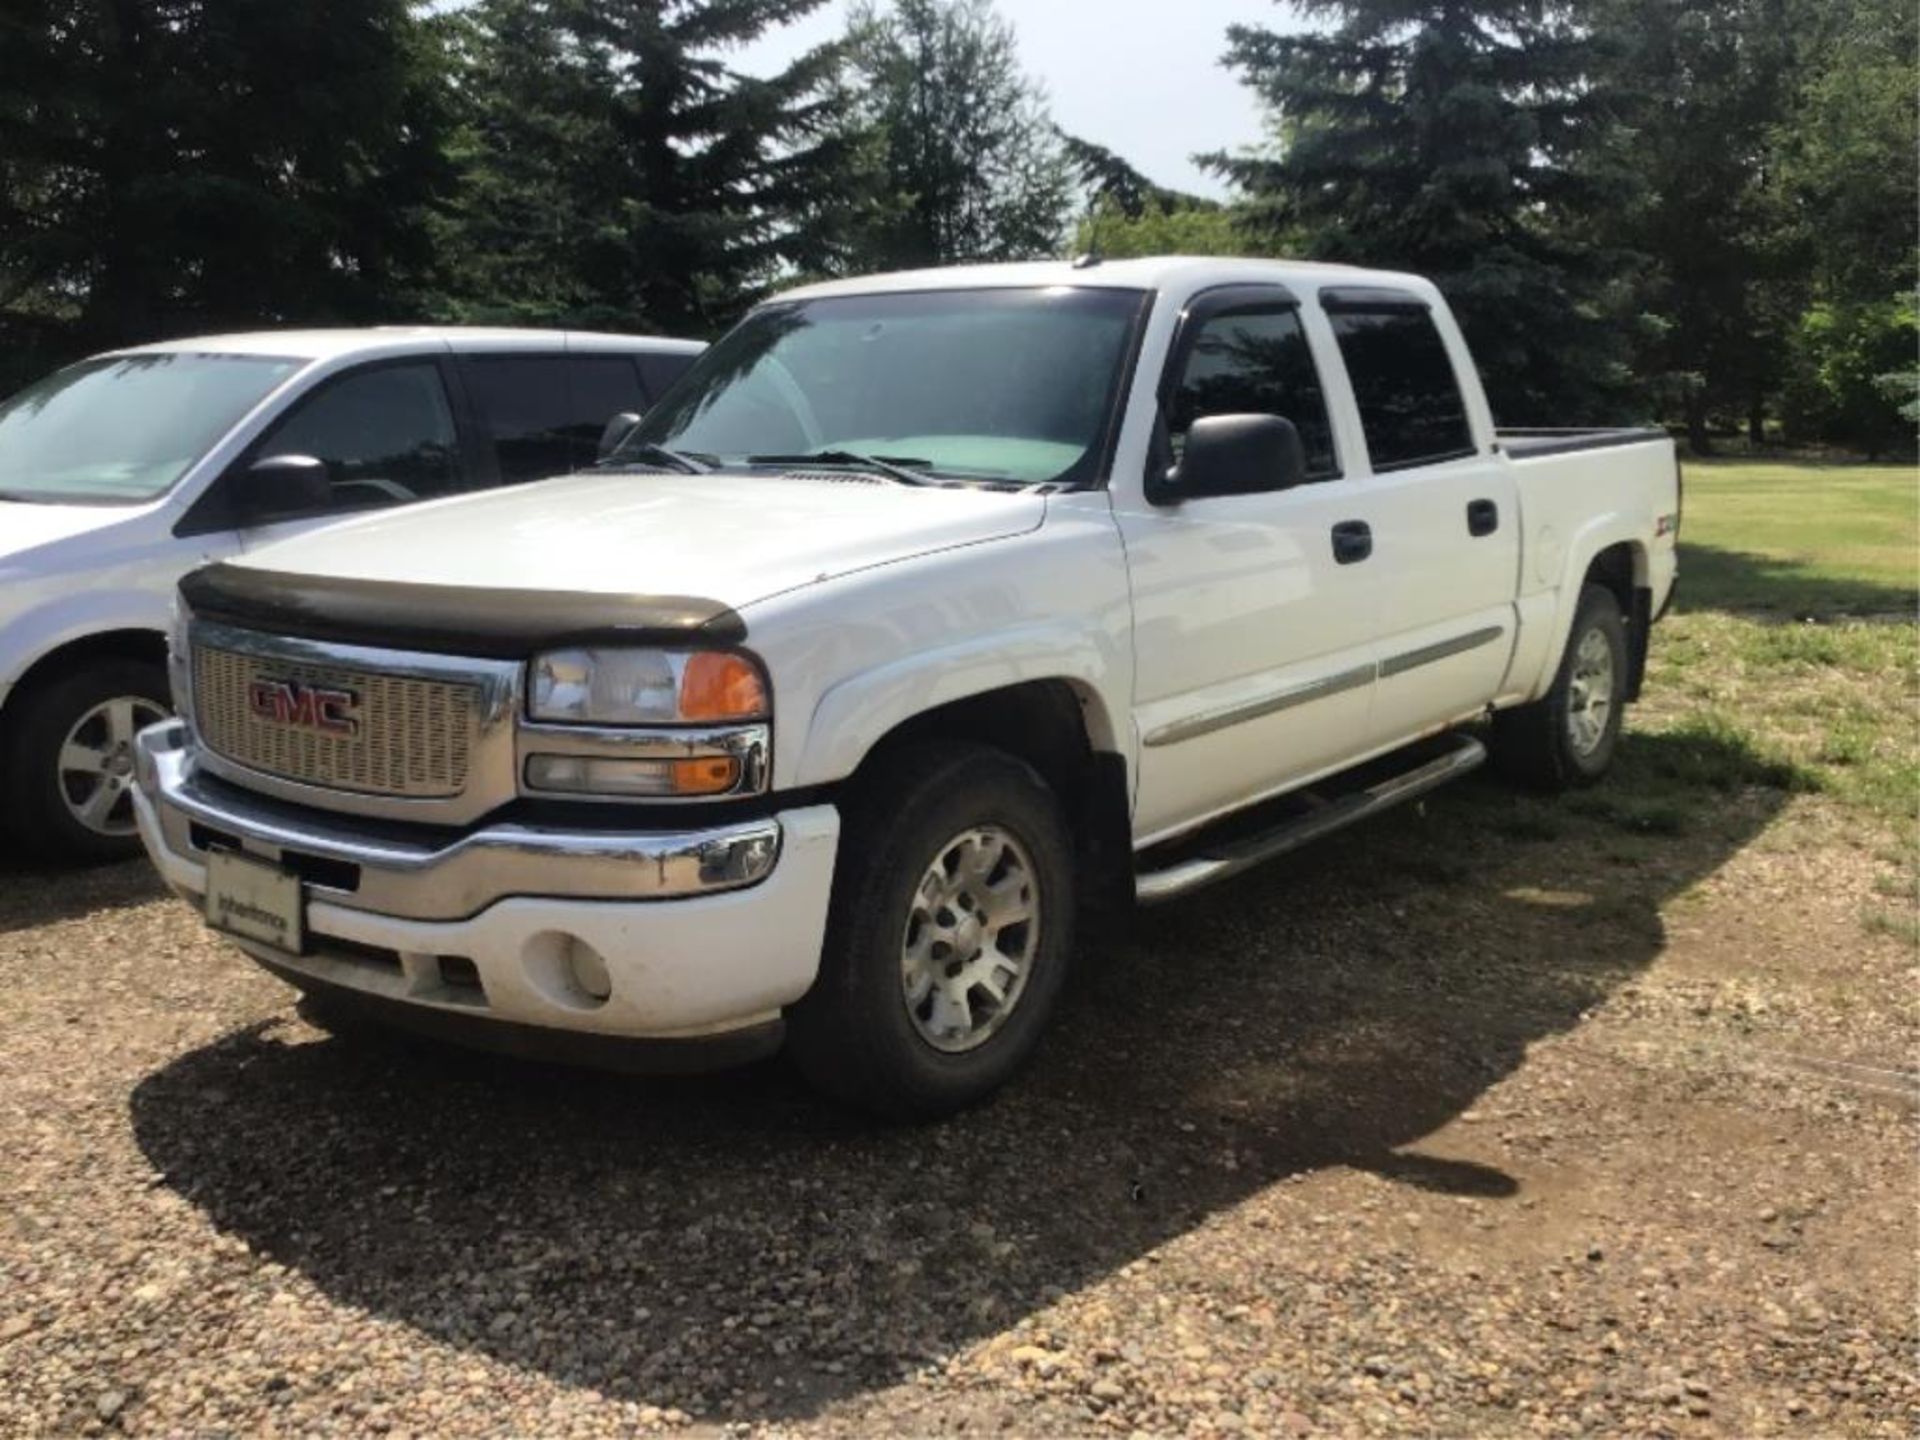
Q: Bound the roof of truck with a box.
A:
[779,255,1438,303]
[106,327,706,362]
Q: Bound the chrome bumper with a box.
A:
[134,722,782,922]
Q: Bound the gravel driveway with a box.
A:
[1,766,1913,1437]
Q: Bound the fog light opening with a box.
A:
[566,938,613,1003]
[522,931,616,1011]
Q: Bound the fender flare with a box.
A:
[1527,519,1648,703]
[792,622,1126,789]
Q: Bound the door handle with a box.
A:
[1331,520,1372,565]
[1467,498,1499,536]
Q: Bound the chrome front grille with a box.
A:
[193,643,477,798]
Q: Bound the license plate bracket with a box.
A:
[205,849,306,956]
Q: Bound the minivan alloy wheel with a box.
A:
[901,824,1040,1053]
[59,696,167,837]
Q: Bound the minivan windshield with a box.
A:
[624,287,1146,487]
[0,352,303,504]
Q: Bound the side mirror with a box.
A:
[1151,414,1306,505]
[238,453,331,521]
[598,411,643,460]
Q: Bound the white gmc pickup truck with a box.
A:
[132,257,1680,1117]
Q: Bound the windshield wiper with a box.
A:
[746,450,935,486]
[596,442,711,475]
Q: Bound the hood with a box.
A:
[0,499,130,560]
[230,471,1048,613]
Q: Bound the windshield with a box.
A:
[626,286,1147,487]
[0,352,303,503]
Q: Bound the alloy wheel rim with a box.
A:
[1566,626,1616,758]
[58,696,167,837]
[900,825,1040,1054]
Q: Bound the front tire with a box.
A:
[1491,583,1628,791]
[787,742,1076,1120]
[2,659,171,863]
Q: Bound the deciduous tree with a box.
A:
[842,0,1073,269]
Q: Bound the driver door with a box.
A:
[231,358,469,550]
[1117,287,1384,843]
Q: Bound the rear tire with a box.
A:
[2,658,171,863]
[787,742,1076,1120]
[1491,583,1627,791]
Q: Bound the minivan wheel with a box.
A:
[1491,583,1628,791]
[787,742,1075,1120]
[3,659,171,862]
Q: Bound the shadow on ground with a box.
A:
[0,853,163,935]
[1677,541,1917,619]
[129,731,1789,1422]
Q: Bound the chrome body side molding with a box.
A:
[1144,625,1504,749]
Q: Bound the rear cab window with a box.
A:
[1322,290,1475,471]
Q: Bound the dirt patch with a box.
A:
[0,756,1913,1437]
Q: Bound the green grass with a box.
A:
[1622,460,1919,835]
[1677,459,1917,617]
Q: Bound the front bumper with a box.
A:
[133,723,840,1046]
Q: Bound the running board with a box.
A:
[1133,733,1487,905]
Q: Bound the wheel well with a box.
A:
[1583,543,1639,616]
[2,630,169,727]
[1583,543,1651,702]
[854,679,1133,905]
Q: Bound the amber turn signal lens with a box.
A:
[525,754,741,796]
[671,756,740,795]
[678,652,768,722]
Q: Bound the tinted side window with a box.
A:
[567,356,648,463]
[250,362,460,522]
[638,351,696,402]
[1327,308,1473,470]
[463,356,575,483]
[1166,306,1338,481]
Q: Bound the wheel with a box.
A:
[1,658,171,862]
[1491,583,1627,791]
[787,742,1076,1120]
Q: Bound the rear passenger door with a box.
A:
[1319,289,1520,746]
[457,350,654,485]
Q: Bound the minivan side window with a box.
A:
[1326,306,1474,471]
[1166,306,1339,481]
[463,354,654,481]
[638,351,697,404]
[248,361,461,523]
[462,355,575,483]
[566,356,650,461]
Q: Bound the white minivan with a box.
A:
[0,327,703,860]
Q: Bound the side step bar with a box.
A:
[1134,732,1487,905]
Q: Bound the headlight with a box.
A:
[528,648,769,726]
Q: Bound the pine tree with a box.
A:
[444,0,853,336]
[0,1,453,390]
[1591,0,1801,450]
[843,0,1073,270]
[1206,1,1636,425]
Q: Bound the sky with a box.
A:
[736,0,1300,201]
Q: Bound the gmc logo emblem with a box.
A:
[247,679,361,738]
